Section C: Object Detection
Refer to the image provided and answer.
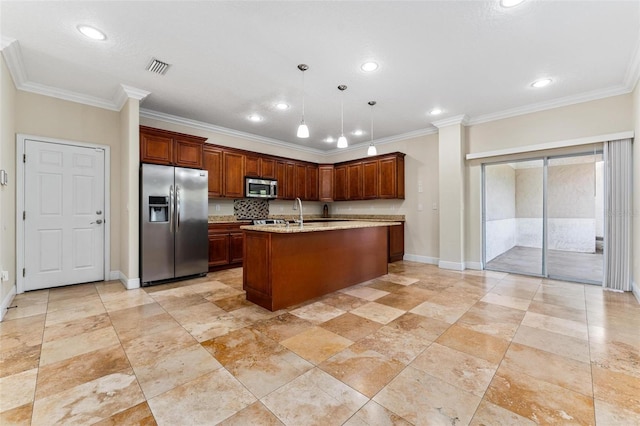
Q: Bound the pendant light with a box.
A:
[337,85,348,148]
[367,101,377,156]
[296,64,309,138]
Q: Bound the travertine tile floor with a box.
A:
[1,261,639,425]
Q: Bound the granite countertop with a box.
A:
[240,220,402,234]
[208,214,405,223]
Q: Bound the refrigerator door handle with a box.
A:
[169,185,174,233]
[176,185,181,230]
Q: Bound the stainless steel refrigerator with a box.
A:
[140,164,208,285]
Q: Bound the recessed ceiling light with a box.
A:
[429,108,443,115]
[325,137,335,143]
[77,25,106,41]
[248,114,263,122]
[500,0,525,8]
[353,130,364,136]
[531,78,552,88]
[275,102,289,110]
[361,62,379,72]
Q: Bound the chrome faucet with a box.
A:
[292,197,303,227]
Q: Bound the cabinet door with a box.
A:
[208,233,230,267]
[397,155,405,199]
[229,232,244,264]
[294,163,307,200]
[388,223,405,262]
[318,165,334,201]
[306,165,318,201]
[276,161,287,199]
[174,138,203,168]
[245,154,261,177]
[203,146,223,198]
[347,163,363,200]
[140,131,173,165]
[334,165,348,201]
[261,158,276,179]
[362,160,379,199]
[378,156,398,199]
[223,151,245,198]
[285,162,295,199]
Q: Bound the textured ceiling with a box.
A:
[1,1,639,152]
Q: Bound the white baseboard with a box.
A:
[403,254,439,265]
[109,270,120,281]
[633,280,640,305]
[438,260,466,271]
[119,272,141,290]
[464,261,483,270]
[0,285,17,322]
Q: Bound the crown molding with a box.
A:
[114,84,151,110]
[139,108,328,156]
[467,85,631,126]
[431,114,469,128]
[1,37,27,86]
[1,36,17,51]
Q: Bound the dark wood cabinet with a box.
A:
[208,223,245,271]
[203,145,223,198]
[229,232,244,264]
[223,151,245,198]
[261,158,276,179]
[318,165,334,201]
[285,162,295,199]
[334,165,348,201]
[362,159,379,199]
[306,165,318,201]
[388,223,405,262]
[245,154,261,177]
[140,126,206,168]
[294,163,307,200]
[347,163,363,200]
[379,154,405,199]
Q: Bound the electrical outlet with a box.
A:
[215,204,220,211]
[1,271,8,282]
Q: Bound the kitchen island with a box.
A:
[241,221,401,311]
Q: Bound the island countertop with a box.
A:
[240,220,401,233]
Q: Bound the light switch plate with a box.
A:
[0,170,7,186]
[1,271,8,282]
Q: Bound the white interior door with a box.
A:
[24,140,105,291]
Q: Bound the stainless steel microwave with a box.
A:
[245,177,278,199]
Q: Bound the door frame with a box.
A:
[16,134,111,294]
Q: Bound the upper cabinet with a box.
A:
[140,126,206,169]
[185,136,404,202]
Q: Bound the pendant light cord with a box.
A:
[341,92,344,136]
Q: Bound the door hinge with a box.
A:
[23,154,26,163]
[23,211,26,220]
[22,268,25,277]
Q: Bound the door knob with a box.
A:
[91,219,103,224]
[96,210,102,215]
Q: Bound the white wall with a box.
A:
[0,55,17,316]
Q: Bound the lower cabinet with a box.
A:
[388,223,405,262]
[208,223,245,271]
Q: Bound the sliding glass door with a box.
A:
[483,159,544,277]
[483,151,604,285]
[546,153,603,284]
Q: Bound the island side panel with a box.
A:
[243,231,273,310]
[270,226,388,310]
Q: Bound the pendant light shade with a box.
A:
[337,85,348,148]
[296,64,309,138]
[367,101,377,156]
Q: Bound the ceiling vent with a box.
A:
[146,58,170,75]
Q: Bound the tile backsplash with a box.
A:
[234,199,269,219]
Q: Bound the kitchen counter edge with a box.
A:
[240,220,402,233]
